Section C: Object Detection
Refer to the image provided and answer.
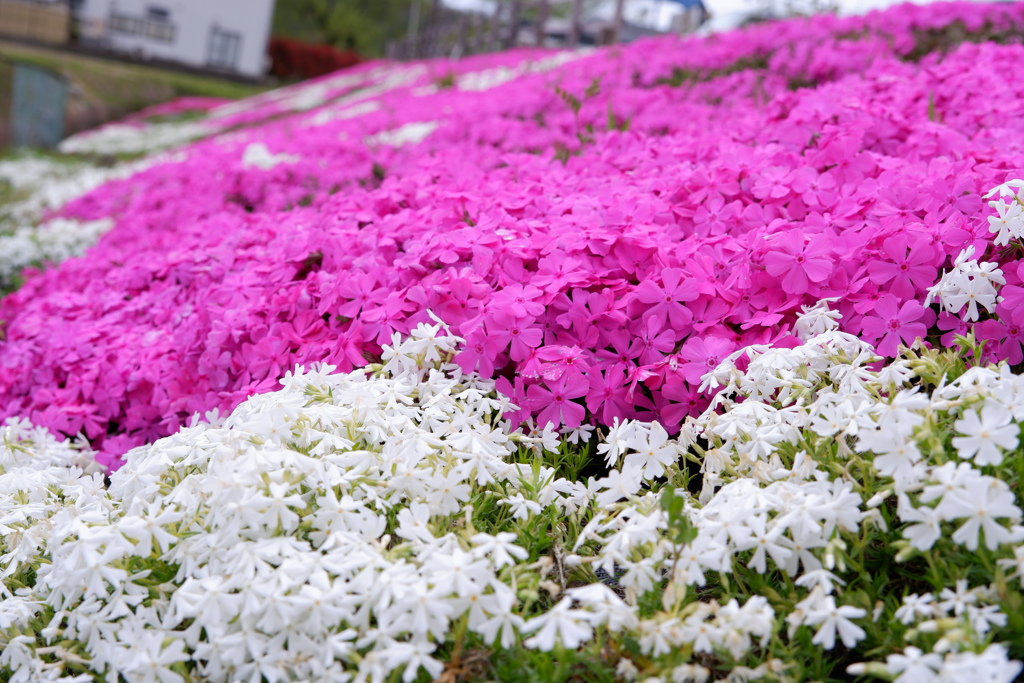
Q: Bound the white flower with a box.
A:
[378,639,444,683]
[469,532,528,568]
[987,197,1024,246]
[499,492,543,520]
[925,247,1003,321]
[591,467,644,507]
[119,629,190,683]
[241,142,298,169]
[898,495,943,551]
[803,593,867,650]
[736,514,791,574]
[936,580,977,617]
[597,418,637,468]
[895,593,937,625]
[522,597,593,650]
[886,646,943,683]
[984,179,1024,200]
[795,299,842,340]
[938,644,1023,683]
[997,545,1024,584]
[622,423,679,480]
[941,479,1021,551]
[952,404,1019,466]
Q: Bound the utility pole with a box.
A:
[612,0,625,44]
[505,0,522,48]
[406,0,421,57]
[488,0,504,50]
[568,0,583,48]
[535,0,549,46]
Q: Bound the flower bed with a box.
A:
[3,4,1024,678]
[1,317,1021,682]
[5,4,1024,465]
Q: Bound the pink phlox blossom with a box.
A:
[858,295,933,357]
[678,336,739,386]
[635,267,700,329]
[865,233,938,299]
[527,373,589,430]
[762,231,834,295]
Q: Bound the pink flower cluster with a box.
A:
[4,2,1024,467]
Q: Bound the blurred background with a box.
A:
[0,0,971,150]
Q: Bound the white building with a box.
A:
[76,0,275,78]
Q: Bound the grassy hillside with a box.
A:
[0,39,269,139]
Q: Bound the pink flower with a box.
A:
[635,267,700,329]
[456,328,508,377]
[751,166,795,201]
[936,311,969,348]
[527,374,589,430]
[585,365,633,425]
[859,296,932,357]
[678,336,738,385]
[865,233,938,299]
[763,231,833,295]
[488,313,543,362]
[976,318,1024,365]
[491,283,545,319]
[537,345,590,384]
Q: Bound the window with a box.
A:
[108,12,141,34]
[144,21,174,41]
[108,8,176,42]
[146,6,170,22]
[207,26,241,69]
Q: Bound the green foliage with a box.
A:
[660,486,697,547]
[272,0,425,57]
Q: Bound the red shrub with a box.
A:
[268,37,362,80]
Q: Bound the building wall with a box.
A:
[78,0,274,77]
[0,0,71,44]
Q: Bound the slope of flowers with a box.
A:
[2,319,1022,682]
[4,3,1024,464]
[0,153,164,289]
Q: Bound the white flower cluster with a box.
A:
[0,153,164,228]
[366,121,440,148]
[985,179,1024,246]
[241,142,299,170]
[849,643,1022,683]
[893,580,1006,635]
[58,120,214,156]
[0,153,166,291]
[925,245,1004,322]
[699,317,1024,550]
[571,303,1023,680]
[0,323,603,683]
[3,312,1024,682]
[582,443,867,661]
[0,218,114,286]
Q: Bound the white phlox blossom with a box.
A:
[366,122,440,148]
[4,305,1024,682]
[925,245,1004,322]
[58,120,214,156]
[0,324,560,683]
[985,179,1024,246]
[795,298,842,340]
[788,587,867,650]
[849,643,1022,683]
[241,142,299,170]
[637,596,775,661]
[0,218,114,286]
[0,152,170,291]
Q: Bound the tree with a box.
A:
[272,0,425,57]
